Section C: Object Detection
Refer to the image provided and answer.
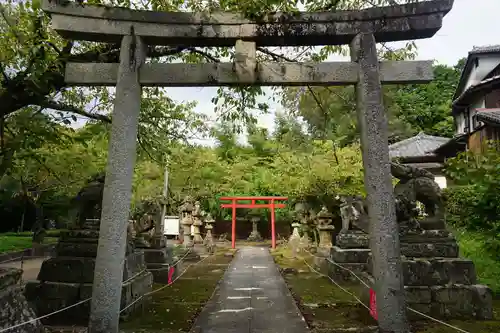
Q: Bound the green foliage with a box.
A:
[454,229,500,294]
[281,62,461,146]
[444,145,500,258]
[389,62,463,137]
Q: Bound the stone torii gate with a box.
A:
[42,1,454,333]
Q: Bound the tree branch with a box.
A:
[39,99,112,123]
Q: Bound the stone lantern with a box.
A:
[289,203,303,244]
[191,201,204,244]
[203,213,215,247]
[179,196,194,247]
[316,206,335,251]
[247,212,262,242]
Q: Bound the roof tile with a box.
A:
[389,132,450,158]
[476,109,500,125]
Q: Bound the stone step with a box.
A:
[401,241,459,258]
[360,276,493,320]
[405,284,493,320]
[330,246,371,263]
[367,256,477,286]
[327,262,367,282]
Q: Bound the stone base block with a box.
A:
[401,241,459,258]
[148,258,182,284]
[330,246,371,263]
[247,231,263,242]
[1,268,43,333]
[400,230,459,258]
[25,271,153,325]
[327,262,366,282]
[360,275,493,320]
[405,284,493,320]
[142,247,173,265]
[313,256,328,275]
[335,231,369,249]
[367,256,477,286]
[37,251,147,284]
[192,244,209,256]
[149,236,167,249]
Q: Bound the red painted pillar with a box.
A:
[231,199,236,249]
[270,199,276,249]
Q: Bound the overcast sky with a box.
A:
[161,0,500,145]
[70,0,498,145]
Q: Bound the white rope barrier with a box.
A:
[0,246,209,333]
[301,248,472,333]
[302,258,370,311]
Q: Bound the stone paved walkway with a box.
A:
[190,246,309,333]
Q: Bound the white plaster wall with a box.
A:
[455,112,466,134]
[470,98,486,129]
[434,176,447,189]
[465,55,500,90]
[455,97,485,135]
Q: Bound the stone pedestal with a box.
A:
[317,225,335,249]
[192,220,203,244]
[25,219,153,325]
[1,268,43,333]
[247,217,262,242]
[329,231,370,282]
[179,197,194,248]
[182,221,193,247]
[314,208,335,273]
[135,235,173,284]
[366,230,493,320]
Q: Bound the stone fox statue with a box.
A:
[390,162,445,230]
[72,172,106,227]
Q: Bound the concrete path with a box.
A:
[0,257,47,281]
[190,247,309,333]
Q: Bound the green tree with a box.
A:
[281,61,463,144]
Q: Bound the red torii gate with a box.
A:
[219,196,288,249]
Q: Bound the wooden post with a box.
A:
[350,32,409,332]
[88,31,145,333]
[231,199,236,249]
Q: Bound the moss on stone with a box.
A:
[120,248,233,333]
[271,246,500,333]
[411,299,500,333]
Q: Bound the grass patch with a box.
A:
[271,245,500,333]
[1,229,64,238]
[120,247,234,333]
[0,236,58,253]
[453,229,500,294]
[271,246,376,332]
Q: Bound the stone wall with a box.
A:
[0,267,43,333]
[24,221,153,326]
